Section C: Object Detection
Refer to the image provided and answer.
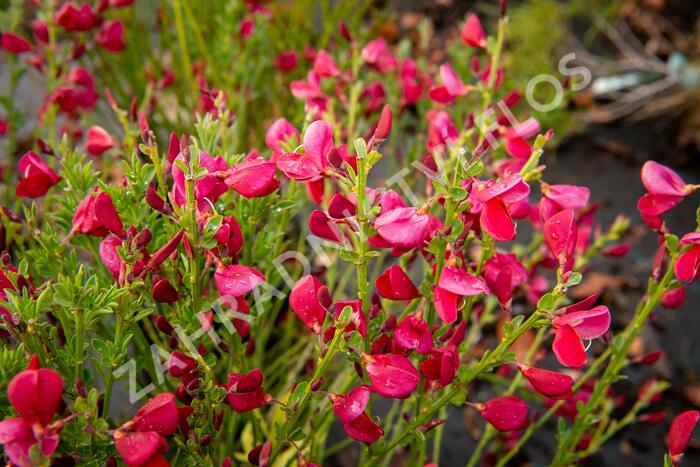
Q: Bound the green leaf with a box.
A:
[664,234,679,254]
[537,292,555,311]
[462,158,484,178]
[564,272,582,288]
[354,138,367,158]
[448,187,468,201]
[289,381,309,408]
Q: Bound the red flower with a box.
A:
[71,190,109,237]
[1,32,32,54]
[225,154,280,198]
[475,173,530,241]
[97,20,126,52]
[95,192,124,238]
[265,118,299,155]
[114,431,168,467]
[275,50,298,72]
[171,151,228,211]
[476,396,528,432]
[668,410,699,462]
[375,265,420,301]
[131,393,179,436]
[429,63,468,104]
[434,265,489,323]
[226,369,269,412]
[215,265,265,298]
[543,209,577,273]
[331,386,384,443]
[55,2,97,31]
[289,275,331,333]
[16,151,61,198]
[393,314,432,354]
[674,233,700,283]
[0,356,64,466]
[551,299,610,368]
[517,363,573,399]
[86,125,116,156]
[460,14,486,48]
[152,279,179,303]
[539,183,590,220]
[277,120,333,181]
[361,38,397,74]
[364,353,420,398]
[213,216,244,257]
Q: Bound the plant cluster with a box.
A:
[0,1,698,466]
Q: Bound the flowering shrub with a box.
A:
[0,1,699,466]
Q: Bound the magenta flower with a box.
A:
[460,14,486,48]
[0,356,64,466]
[1,32,32,54]
[474,173,530,241]
[97,20,126,52]
[543,209,578,273]
[275,50,298,72]
[131,393,179,436]
[551,303,610,368]
[393,314,432,354]
[99,236,124,281]
[373,207,430,248]
[277,120,333,181]
[171,151,228,211]
[482,253,528,310]
[517,364,573,400]
[540,183,590,220]
[674,232,700,283]
[95,192,125,238]
[55,2,97,31]
[114,431,168,467]
[225,153,280,198]
[476,396,529,432]
[364,353,420,398]
[15,151,61,198]
[313,50,340,78]
[265,118,299,156]
[332,386,384,443]
[420,345,459,388]
[72,190,109,237]
[213,215,244,257]
[434,265,489,323]
[308,209,345,243]
[86,125,116,156]
[226,369,269,412]
[361,38,397,74]
[215,265,265,298]
[429,63,468,104]
[289,275,331,333]
[668,410,699,462]
[375,265,420,301]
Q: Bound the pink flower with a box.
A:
[0,356,64,466]
[313,50,340,77]
[95,192,124,238]
[517,364,573,399]
[265,118,299,155]
[213,215,244,257]
[277,120,333,181]
[482,253,528,310]
[476,396,529,432]
[1,32,32,54]
[225,153,280,198]
[551,302,610,368]
[543,209,577,272]
[114,431,168,467]
[97,20,126,52]
[289,275,331,333]
[429,63,468,104]
[420,345,459,388]
[215,265,265,297]
[373,207,430,248]
[475,174,530,241]
[131,393,179,436]
[86,125,116,156]
[100,236,124,280]
[364,353,420,398]
[15,151,61,198]
[393,314,432,354]
[427,110,458,151]
[171,151,228,211]
[332,386,384,443]
[72,190,109,237]
[226,369,269,412]
[308,209,345,243]
[638,161,696,227]
[668,410,699,461]
[460,14,486,48]
[539,183,590,220]
[361,38,397,74]
[674,232,700,283]
[375,265,420,301]
[661,286,686,309]
[434,265,489,323]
